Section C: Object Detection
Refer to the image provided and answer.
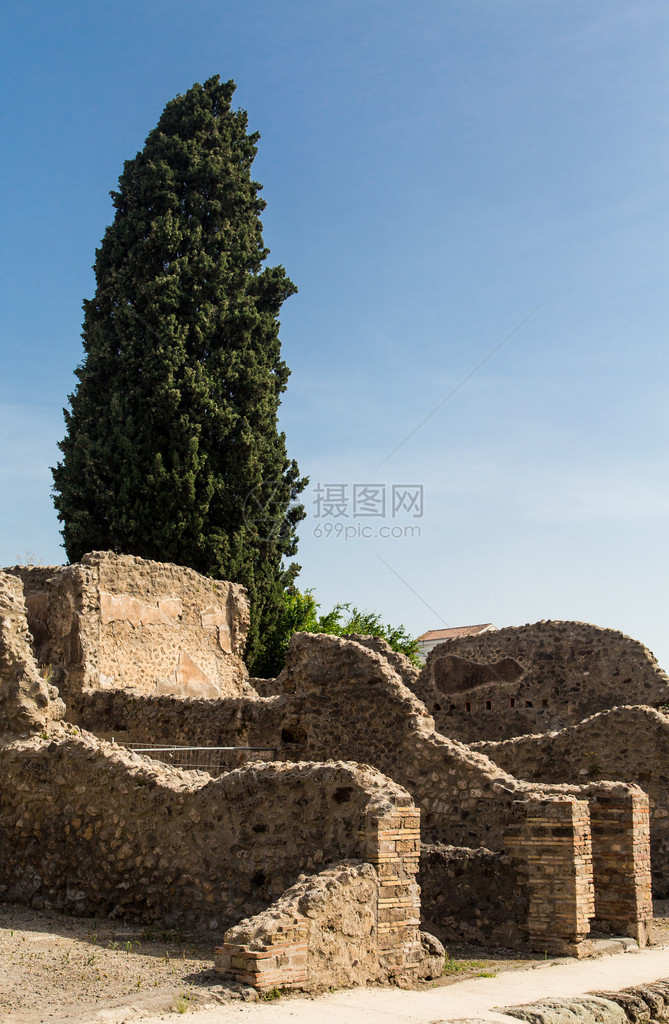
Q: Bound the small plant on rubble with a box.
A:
[261,986,284,1001]
[174,989,191,1013]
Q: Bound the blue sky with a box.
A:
[1,1,668,666]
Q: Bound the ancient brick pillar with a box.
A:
[363,805,423,977]
[506,797,595,956]
[588,788,652,945]
[216,802,425,991]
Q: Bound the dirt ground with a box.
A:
[0,903,248,1023]
[1,901,668,1024]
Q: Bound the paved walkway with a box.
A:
[130,944,669,1024]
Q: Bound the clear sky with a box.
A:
[1,1,667,667]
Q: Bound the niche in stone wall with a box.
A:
[432,655,524,695]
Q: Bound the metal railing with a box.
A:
[123,742,276,777]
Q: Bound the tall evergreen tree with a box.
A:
[52,77,306,674]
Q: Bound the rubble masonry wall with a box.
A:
[413,620,669,743]
[0,728,418,936]
[0,572,64,738]
[475,705,669,896]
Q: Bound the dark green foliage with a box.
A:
[52,77,307,672]
[261,589,421,675]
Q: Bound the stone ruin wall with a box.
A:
[0,565,437,990]
[73,631,654,953]
[412,620,669,743]
[0,727,407,929]
[6,552,253,703]
[475,704,669,897]
[0,572,64,738]
[216,865,384,992]
[216,808,432,991]
[0,559,658,970]
[71,632,558,852]
[0,733,433,988]
[419,844,530,949]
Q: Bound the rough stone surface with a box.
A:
[504,981,669,1024]
[343,634,421,690]
[474,706,669,897]
[0,727,419,930]
[6,552,253,703]
[2,556,661,986]
[218,864,380,990]
[0,571,64,737]
[502,996,628,1024]
[68,630,653,955]
[216,861,441,992]
[419,843,529,948]
[413,620,669,743]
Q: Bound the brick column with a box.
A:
[215,802,425,992]
[588,789,652,946]
[363,806,423,977]
[506,798,595,957]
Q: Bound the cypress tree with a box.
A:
[52,76,306,675]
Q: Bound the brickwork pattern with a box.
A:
[475,705,669,896]
[216,918,309,991]
[506,798,595,956]
[588,790,653,944]
[365,807,422,975]
[216,823,433,993]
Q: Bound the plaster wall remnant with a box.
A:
[413,619,669,743]
[0,571,64,737]
[6,552,253,703]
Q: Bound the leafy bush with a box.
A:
[259,589,420,676]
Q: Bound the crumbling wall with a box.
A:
[343,634,420,690]
[413,620,669,743]
[77,633,652,875]
[278,632,541,850]
[66,689,285,749]
[4,566,60,661]
[0,571,64,737]
[274,634,652,952]
[217,849,440,992]
[7,552,253,703]
[47,627,654,955]
[475,705,669,896]
[0,727,419,933]
[217,864,381,991]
